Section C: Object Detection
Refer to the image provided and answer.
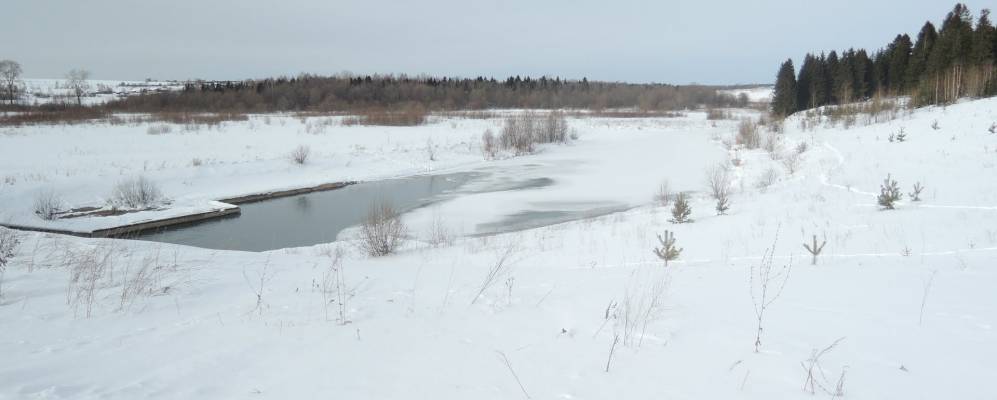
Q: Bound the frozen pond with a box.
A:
[138,173,479,251]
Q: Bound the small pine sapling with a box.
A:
[670,193,693,223]
[877,174,902,210]
[802,234,827,266]
[653,230,682,266]
[909,181,924,202]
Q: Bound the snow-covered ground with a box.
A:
[14,78,183,106]
[720,86,774,103]
[1,97,996,399]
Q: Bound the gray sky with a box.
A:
[3,0,984,84]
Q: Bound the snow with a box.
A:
[2,97,997,399]
[720,86,774,103]
[15,78,183,106]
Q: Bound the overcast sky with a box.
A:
[3,0,984,84]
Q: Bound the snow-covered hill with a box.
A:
[0,97,996,399]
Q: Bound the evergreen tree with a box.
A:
[908,22,938,89]
[771,59,797,116]
[825,51,840,104]
[835,50,856,102]
[813,53,830,106]
[854,49,875,99]
[888,34,913,93]
[796,54,816,109]
[972,9,995,65]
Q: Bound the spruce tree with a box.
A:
[888,34,913,93]
[825,51,840,104]
[972,9,995,65]
[771,59,797,117]
[796,54,815,110]
[908,22,938,89]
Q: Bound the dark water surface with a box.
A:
[138,173,478,251]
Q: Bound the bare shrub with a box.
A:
[320,246,351,324]
[706,163,733,215]
[750,229,792,352]
[146,124,172,135]
[909,181,924,202]
[190,157,203,167]
[290,144,311,165]
[500,114,536,155]
[613,269,669,347]
[706,108,731,120]
[653,180,673,207]
[499,112,569,155]
[755,167,779,190]
[243,260,273,317]
[539,111,569,144]
[781,151,801,175]
[108,176,165,209]
[471,241,519,305]
[736,118,761,149]
[425,137,437,161]
[930,120,940,130]
[118,247,185,311]
[34,189,64,220]
[341,104,428,126]
[762,132,779,155]
[67,244,115,318]
[670,193,692,223]
[795,141,808,154]
[877,174,902,210]
[359,200,406,257]
[801,337,847,396]
[0,228,20,298]
[427,212,455,248]
[652,230,682,266]
[481,129,497,159]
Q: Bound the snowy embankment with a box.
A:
[1,98,996,399]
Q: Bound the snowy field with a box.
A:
[14,78,183,106]
[719,86,774,103]
[1,97,997,399]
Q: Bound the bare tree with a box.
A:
[66,68,91,106]
[0,60,24,105]
[750,229,793,352]
[706,163,733,215]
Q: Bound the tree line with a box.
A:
[103,74,749,113]
[772,3,996,116]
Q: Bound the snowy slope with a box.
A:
[1,98,997,399]
[15,78,183,106]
